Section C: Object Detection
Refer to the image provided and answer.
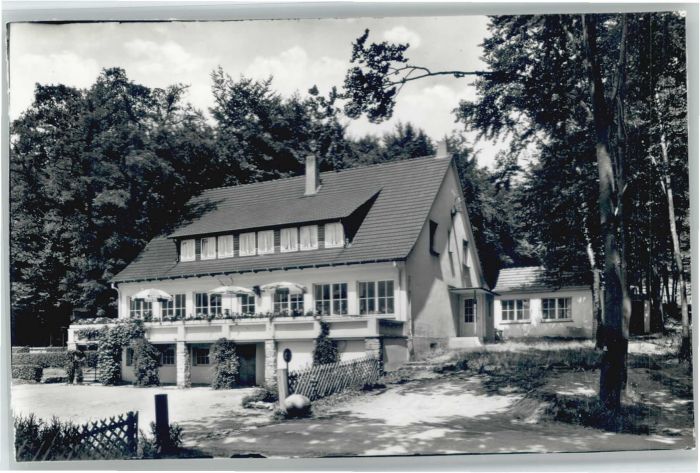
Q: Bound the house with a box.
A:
[67,144,493,387]
[493,266,594,339]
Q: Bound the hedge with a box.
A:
[12,365,43,381]
[12,346,30,354]
[42,347,68,353]
[12,352,69,369]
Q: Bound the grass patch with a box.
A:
[542,393,653,434]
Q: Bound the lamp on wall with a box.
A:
[451,196,463,217]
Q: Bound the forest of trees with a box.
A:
[10,12,691,409]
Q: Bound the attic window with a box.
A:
[280,228,299,252]
[180,239,195,262]
[429,220,439,256]
[201,237,216,260]
[300,225,318,251]
[258,230,275,255]
[239,232,256,256]
[217,235,234,258]
[324,222,344,248]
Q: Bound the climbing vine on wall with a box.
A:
[96,320,145,385]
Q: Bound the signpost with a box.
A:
[278,349,293,406]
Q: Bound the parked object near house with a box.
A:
[493,267,594,339]
[67,147,493,386]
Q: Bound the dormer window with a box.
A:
[300,225,318,251]
[201,237,216,260]
[258,230,275,255]
[180,239,195,262]
[239,232,256,256]
[217,235,234,258]
[324,222,345,248]
[280,228,299,252]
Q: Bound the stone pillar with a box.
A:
[264,339,278,389]
[365,337,384,373]
[176,341,191,388]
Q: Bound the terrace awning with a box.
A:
[209,285,255,296]
[260,282,306,294]
[132,288,173,302]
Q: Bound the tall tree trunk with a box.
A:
[654,92,691,360]
[582,14,632,411]
[582,208,604,347]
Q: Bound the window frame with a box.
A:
[543,297,572,321]
[280,227,299,253]
[160,346,175,365]
[129,298,152,319]
[314,282,348,316]
[273,289,305,315]
[180,239,195,262]
[239,232,257,256]
[162,294,186,319]
[239,294,256,314]
[501,299,530,322]
[324,222,345,248]
[464,299,476,323]
[217,235,234,259]
[257,230,275,255]
[299,225,319,251]
[200,236,217,260]
[192,347,210,366]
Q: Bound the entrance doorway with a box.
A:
[238,344,257,386]
[461,299,477,337]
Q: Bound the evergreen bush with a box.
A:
[12,364,43,381]
[131,338,160,386]
[12,352,68,369]
[211,338,240,389]
[312,320,338,365]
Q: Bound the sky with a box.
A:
[9,17,505,167]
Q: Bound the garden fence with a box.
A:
[287,355,382,401]
[16,411,138,461]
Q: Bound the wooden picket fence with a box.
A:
[15,411,138,461]
[287,356,382,401]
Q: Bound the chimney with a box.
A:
[435,139,449,158]
[305,154,321,195]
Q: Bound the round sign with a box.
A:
[283,348,292,363]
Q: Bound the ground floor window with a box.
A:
[464,299,475,323]
[159,345,175,365]
[239,294,256,314]
[358,281,395,314]
[194,292,222,316]
[542,297,572,320]
[192,347,210,366]
[163,294,186,318]
[501,299,529,321]
[314,283,348,315]
[273,289,304,315]
[129,299,152,319]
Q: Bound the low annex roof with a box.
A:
[112,155,453,284]
[493,266,590,294]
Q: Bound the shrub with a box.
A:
[139,422,184,458]
[42,347,68,353]
[14,414,86,461]
[131,339,160,386]
[12,352,69,369]
[12,346,30,354]
[312,320,338,365]
[12,365,42,382]
[241,387,279,408]
[96,320,145,385]
[211,338,240,389]
[64,350,85,384]
[74,328,103,341]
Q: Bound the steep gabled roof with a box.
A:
[112,155,452,283]
[494,266,589,294]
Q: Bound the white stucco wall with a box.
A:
[494,288,593,339]
[406,162,487,355]
[276,338,367,372]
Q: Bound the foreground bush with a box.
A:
[139,422,184,458]
[12,365,42,382]
[312,320,338,365]
[14,414,85,461]
[241,386,278,408]
[131,339,161,386]
[211,338,240,389]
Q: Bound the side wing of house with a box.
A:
[405,161,490,356]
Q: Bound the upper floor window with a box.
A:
[542,297,572,320]
[129,298,152,319]
[180,239,195,262]
[217,235,234,258]
[300,225,318,251]
[201,237,216,260]
[194,292,222,316]
[324,222,345,248]
[258,230,275,255]
[359,281,395,315]
[280,228,299,252]
[314,283,347,316]
[501,299,530,322]
[429,220,439,256]
[239,232,256,256]
[163,294,186,318]
[273,289,304,315]
[239,294,256,314]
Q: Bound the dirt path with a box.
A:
[181,372,694,458]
